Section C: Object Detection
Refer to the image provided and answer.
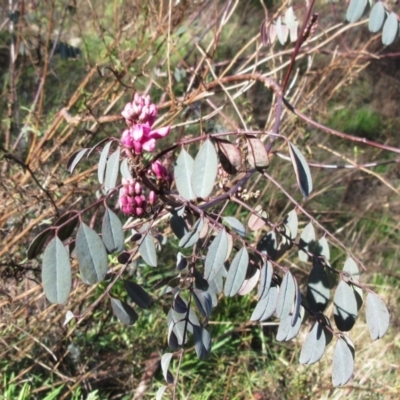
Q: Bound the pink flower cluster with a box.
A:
[121,93,170,155]
[119,179,157,217]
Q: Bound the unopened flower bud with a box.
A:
[134,181,142,195]
[149,190,157,205]
[136,207,144,217]
[135,196,144,207]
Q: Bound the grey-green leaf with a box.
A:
[76,223,108,285]
[175,149,195,201]
[224,247,249,297]
[251,284,279,321]
[318,237,330,260]
[28,228,53,259]
[120,158,134,180]
[258,261,273,299]
[104,148,120,192]
[193,325,212,360]
[298,222,315,262]
[334,281,358,331]
[306,260,330,312]
[299,321,327,365]
[204,229,229,281]
[192,139,218,199]
[366,292,390,340]
[178,218,203,248]
[139,233,157,267]
[98,141,112,184]
[288,143,313,198]
[156,386,168,400]
[285,209,298,240]
[276,305,303,342]
[193,290,212,318]
[368,1,386,32]
[124,280,152,309]
[102,208,124,253]
[110,298,138,325]
[42,237,71,304]
[67,148,89,174]
[343,257,360,281]
[276,271,296,318]
[161,353,174,384]
[382,12,399,45]
[223,216,246,237]
[332,337,354,386]
[346,0,368,23]
[170,212,188,239]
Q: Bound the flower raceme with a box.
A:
[120,93,170,155]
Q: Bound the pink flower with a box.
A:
[121,124,170,155]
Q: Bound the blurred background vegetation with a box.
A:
[0,0,399,399]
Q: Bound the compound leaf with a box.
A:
[288,142,313,198]
[366,292,390,340]
[42,237,71,304]
[224,247,249,297]
[102,208,124,253]
[76,222,108,285]
[110,298,138,325]
[104,148,121,192]
[333,281,358,331]
[332,337,354,386]
[192,139,218,199]
[124,280,153,309]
